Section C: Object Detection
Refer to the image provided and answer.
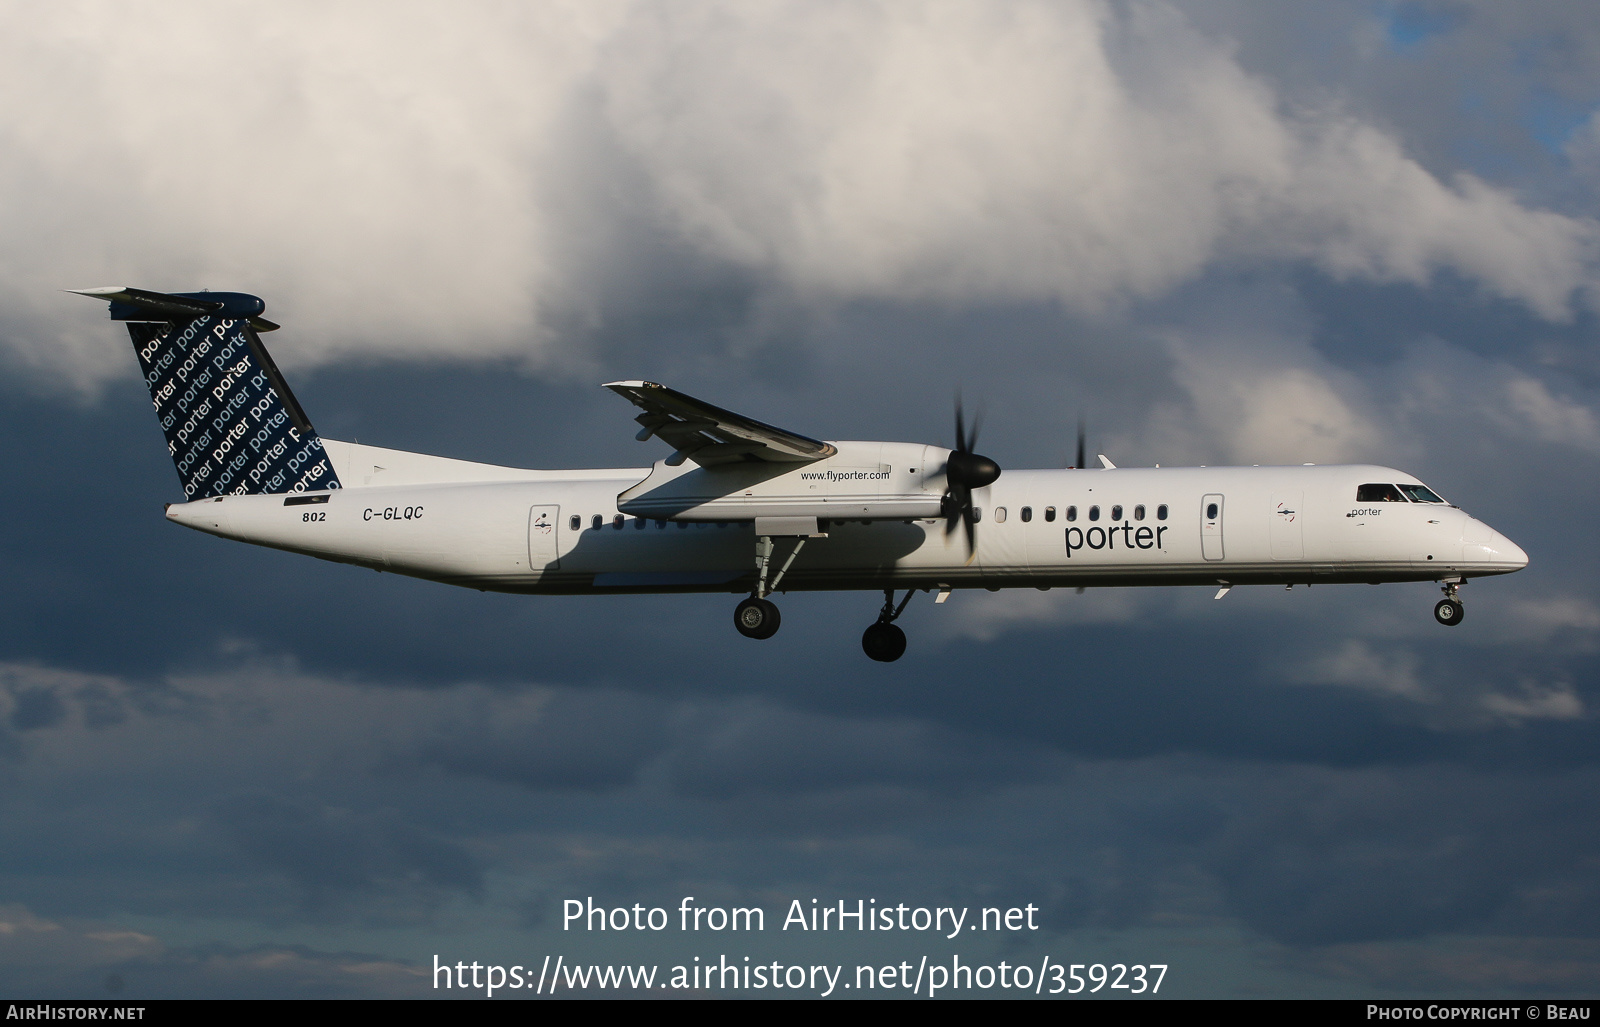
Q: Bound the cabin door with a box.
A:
[1201,494,1225,561]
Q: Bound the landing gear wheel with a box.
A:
[734,597,781,639]
[1434,598,1464,626]
[861,621,907,662]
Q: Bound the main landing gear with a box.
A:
[1434,578,1465,627]
[862,589,915,663]
[730,528,921,659]
[734,596,781,639]
[733,533,808,640]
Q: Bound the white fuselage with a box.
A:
[164,439,1528,595]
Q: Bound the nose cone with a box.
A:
[1462,518,1529,571]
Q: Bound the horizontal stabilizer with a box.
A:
[69,286,280,332]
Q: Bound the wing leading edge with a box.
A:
[603,381,836,467]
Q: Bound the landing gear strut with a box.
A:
[733,533,809,640]
[862,589,915,662]
[1434,578,1465,627]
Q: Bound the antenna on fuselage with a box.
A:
[1069,416,1087,469]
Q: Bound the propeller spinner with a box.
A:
[942,397,1001,557]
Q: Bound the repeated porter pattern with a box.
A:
[128,314,341,499]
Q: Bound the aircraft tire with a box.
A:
[1433,598,1464,626]
[735,597,781,639]
[862,622,907,662]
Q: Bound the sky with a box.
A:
[2,0,1599,999]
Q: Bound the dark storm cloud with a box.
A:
[407,688,673,791]
[8,686,67,731]
[1202,767,1600,945]
[0,905,426,999]
[213,794,482,912]
[0,653,1596,992]
[664,699,1042,799]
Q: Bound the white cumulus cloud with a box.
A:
[2,0,1595,390]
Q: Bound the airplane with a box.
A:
[72,286,1529,662]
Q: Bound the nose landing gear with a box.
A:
[1434,579,1465,626]
[862,589,916,662]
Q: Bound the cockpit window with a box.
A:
[1356,483,1406,503]
[1397,483,1446,504]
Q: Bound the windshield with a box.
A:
[1397,483,1447,504]
[1356,483,1406,503]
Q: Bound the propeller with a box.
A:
[1072,416,1086,470]
[942,395,1001,557]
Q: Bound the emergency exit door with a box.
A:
[528,505,560,572]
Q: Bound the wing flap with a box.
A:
[604,380,835,466]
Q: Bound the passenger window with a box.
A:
[1206,503,1218,520]
[994,507,1007,523]
[1066,506,1077,522]
[973,508,983,522]
[1356,483,1406,503]
[1157,504,1168,520]
[655,520,667,529]
[612,514,625,529]
[1020,506,1032,522]
[634,517,646,529]
[1397,483,1446,504]
[1088,505,1100,521]
[1044,506,1056,522]
[677,521,689,529]
[1134,504,1145,521]
[569,515,580,531]
[1110,505,1122,520]
[592,514,604,530]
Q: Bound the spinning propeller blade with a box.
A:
[942,394,1001,559]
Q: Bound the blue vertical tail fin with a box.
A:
[71,287,342,499]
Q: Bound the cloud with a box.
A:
[1495,596,1600,645]
[0,904,426,998]
[1480,680,1585,723]
[212,794,483,914]
[663,696,1040,799]
[598,2,1600,318]
[8,0,1598,392]
[1163,343,1384,465]
[1297,936,1600,994]
[1285,639,1587,728]
[0,905,161,970]
[939,587,1149,642]
[1204,763,1600,947]
[407,687,673,791]
[1503,376,1600,452]
[3,650,1600,990]
[1290,640,1427,701]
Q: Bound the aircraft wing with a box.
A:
[604,381,836,466]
